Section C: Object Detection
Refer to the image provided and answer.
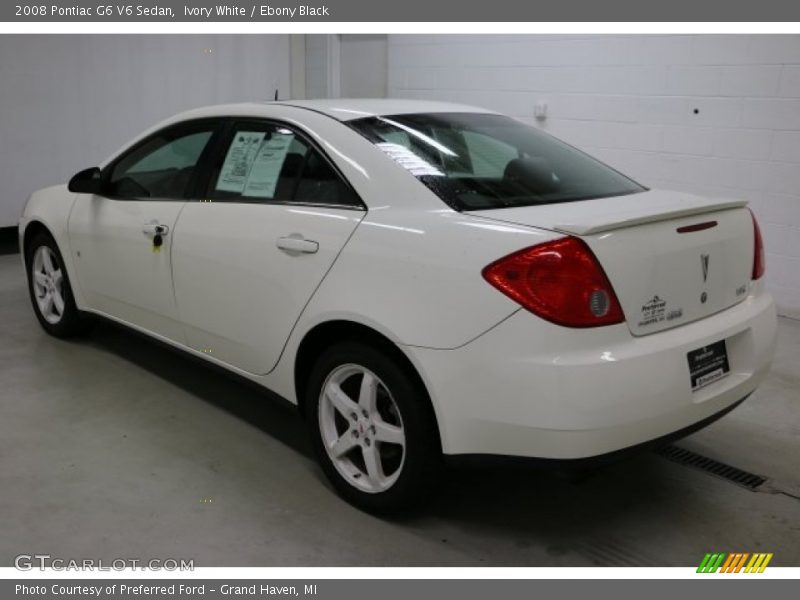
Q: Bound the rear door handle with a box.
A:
[277,236,319,254]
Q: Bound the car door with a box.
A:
[68,119,222,342]
[171,119,365,375]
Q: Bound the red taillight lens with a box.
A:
[482,237,625,328]
[749,209,765,280]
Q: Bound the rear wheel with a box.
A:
[306,341,440,513]
[26,232,92,337]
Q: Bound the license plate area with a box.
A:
[687,339,730,391]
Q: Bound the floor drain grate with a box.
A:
[655,445,767,490]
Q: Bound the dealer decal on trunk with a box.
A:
[638,295,684,327]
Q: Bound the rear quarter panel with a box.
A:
[300,208,553,349]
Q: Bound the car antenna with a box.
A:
[274,89,279,101]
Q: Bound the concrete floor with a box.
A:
[1,252,798,567]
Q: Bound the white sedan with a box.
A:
[19,99,777,512]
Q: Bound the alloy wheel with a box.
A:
[31,245,65,325]
[318,364,406,493]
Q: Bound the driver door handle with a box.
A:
[143,221,169,236]
[277,236,319,254]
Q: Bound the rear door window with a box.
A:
[206,121,361,208]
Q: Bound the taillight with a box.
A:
[749,209,765,280]
[482,237,625,328]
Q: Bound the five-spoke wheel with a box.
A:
[307,341,440,513]
[319,364,406,493]
[31,245,66,325]
[25,232,92,337]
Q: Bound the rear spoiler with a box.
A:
[554,199,747,236]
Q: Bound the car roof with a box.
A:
[149,100,498,134]
[101,99,499,170]
[271,98,498,121]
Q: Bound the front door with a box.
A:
[68,120,221,342]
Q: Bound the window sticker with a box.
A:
[216,131,266,192]
[242,132,295,198]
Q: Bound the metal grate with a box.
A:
[655,445,767,490]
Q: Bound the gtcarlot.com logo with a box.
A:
[697,552,773,573]
[14,554,194,571]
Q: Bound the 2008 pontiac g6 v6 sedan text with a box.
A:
[19,99,777,512]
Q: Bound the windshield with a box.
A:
[349,112,646,211]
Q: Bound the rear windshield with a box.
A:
[349,112,646,211]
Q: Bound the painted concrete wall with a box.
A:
[0,35,290,227]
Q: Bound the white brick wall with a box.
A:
[388,35,800,318]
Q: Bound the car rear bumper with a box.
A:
[406,284,777,459]
[443,394,750,470]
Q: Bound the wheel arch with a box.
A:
[21,218,88,311]
[293,319,443,451]
[21,220,56,264]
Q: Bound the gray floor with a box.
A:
[1,252,798,567]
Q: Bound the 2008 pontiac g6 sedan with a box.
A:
[20,99,777,512]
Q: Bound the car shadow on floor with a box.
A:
[81,317,689,565]
[422,457,675,564]
[85,319,313,459]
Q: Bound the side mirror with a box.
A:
[68,167,103,194]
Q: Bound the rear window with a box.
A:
[349,113,646,211]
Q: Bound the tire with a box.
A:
[306,341,441,513]
[25,231,93,338]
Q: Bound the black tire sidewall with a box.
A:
[306,341,440,514]
[25,232,88,338]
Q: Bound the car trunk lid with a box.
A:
[470,190,755,336]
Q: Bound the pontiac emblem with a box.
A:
[701,254,710,283]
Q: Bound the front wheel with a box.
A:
[25,232,92,338]
[306,341,441,513]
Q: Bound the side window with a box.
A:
[108,124,216,199]
[294,146,359,206]
[207,122,360,207]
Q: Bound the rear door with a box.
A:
[171,119,364,374]
[68,119,222,342]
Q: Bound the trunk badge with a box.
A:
[701,254,710,283]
